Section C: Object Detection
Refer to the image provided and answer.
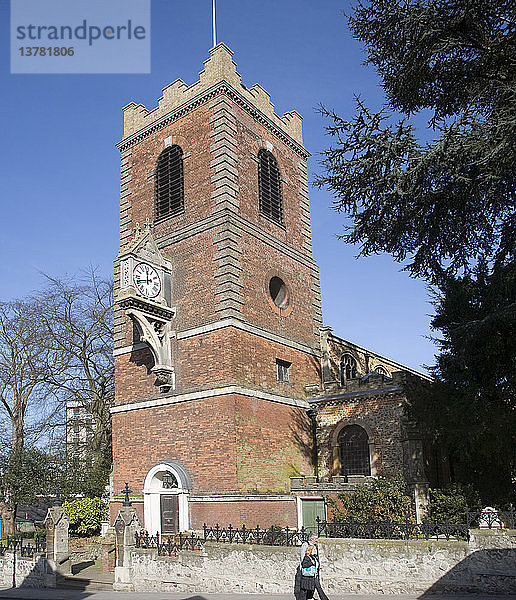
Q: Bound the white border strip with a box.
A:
[189,495,294,502]
[111,385,310,414]
[114,318,319,357]
[177,318,317,353]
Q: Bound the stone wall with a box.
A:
[0,553,52,589]
[116,529,516,595]
[316,388,406,480]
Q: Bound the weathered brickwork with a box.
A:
[176,328,320,398]
[209,96,240,214]
[112,396,237,495]
[115,327,320,405]
[115,347,156,403]
[233,395,312,493]
[111,393,312,497]
[114,147,134,351]
[111,44,428,532]
[189,499,297,529]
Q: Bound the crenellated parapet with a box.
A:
[121,43,304,146]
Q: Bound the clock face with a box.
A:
[133,263,161,298]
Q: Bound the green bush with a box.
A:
[328,476,414,522]
[63,497,108,536]
[425,484,481,524]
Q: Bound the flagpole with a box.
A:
[212,0,217,47]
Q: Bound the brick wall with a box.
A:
[112,47,323,530]
[189,499,297,529]
[111,392,313,497]
[116,99,321,343]
[115,326,320,405]
[234,395,312,493]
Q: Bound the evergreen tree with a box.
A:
[318,0,515,502]
[318,0,515,282]
[408,259,515,503]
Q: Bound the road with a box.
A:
[0,589,514,600]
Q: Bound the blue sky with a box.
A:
[0,0,436,372]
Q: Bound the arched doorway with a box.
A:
[143,462,190,534]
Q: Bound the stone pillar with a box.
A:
[113,506,142,591]
[412,482,430,523]
[44,505,71,576]
[101,527,116,574]
[401,417,430,523]
[320,326,334,385]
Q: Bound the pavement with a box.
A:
[0,590,515,600]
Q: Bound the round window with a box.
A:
[269,276,289,309]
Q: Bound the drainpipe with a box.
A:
[306,408,319,483]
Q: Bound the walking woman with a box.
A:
[297,536,329,600]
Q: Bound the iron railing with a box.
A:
[316,517,468,541]
[133,506,515,555]
[0,535,46,557]
[465,505,515,529]
[135,525,310,555]
[316,505,515,542]
[135,531,205,556]
[203,524,311,546]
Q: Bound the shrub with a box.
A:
[425,484,481,524]
[328,476,414,522]
[63,497,108,536]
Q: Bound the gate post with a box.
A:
[44,503,71,578]
[113,483,141,591]
[101,527,116,574]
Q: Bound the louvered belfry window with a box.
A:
[155,145,184,219]
[258,149,283,225]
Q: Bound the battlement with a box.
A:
[122,43,303,144]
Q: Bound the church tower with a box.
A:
[111,45,323,532]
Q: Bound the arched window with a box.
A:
[258,149,283,225]
[155,145,184,219]
[340,353,358,384]
[374,365,389,376]
[338,424,371,477]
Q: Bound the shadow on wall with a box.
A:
[0,554,212,599]
[419,548,516,596]
[289,401,313,471]
[0,554,91,597]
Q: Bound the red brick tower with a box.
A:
[111,45,323,533]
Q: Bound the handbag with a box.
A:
[301,555,317,577]
[301,563,317,577]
